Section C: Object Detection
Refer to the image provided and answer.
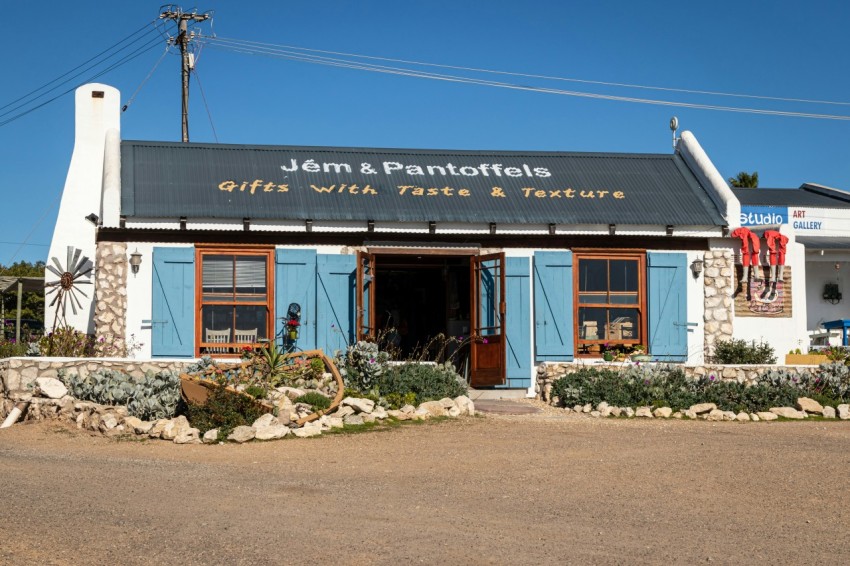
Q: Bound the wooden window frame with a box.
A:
[573,250,647,357]
[195,245,275,357]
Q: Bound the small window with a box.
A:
[197,248,274,356]
[575,253,645,356]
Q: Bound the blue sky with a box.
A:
[2,1,849,265]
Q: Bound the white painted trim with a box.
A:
[677,131,739,229]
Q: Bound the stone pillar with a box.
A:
[93,242,128,354]
[703,249,734,359]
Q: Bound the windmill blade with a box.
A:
[66,247,74,271]
[72,286,89,299]
[45,279,62,288]
[48,291,62,307]
[68,248,83,274]
[72,279,93,285]
[76,260,94,278]
[69,290,84,313]
[68,293,78,315]
[46,264,64,278]
[51,257,65,275]
[45,286,59,296]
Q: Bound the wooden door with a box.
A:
[470,252,506,386]
[356,251,377,341]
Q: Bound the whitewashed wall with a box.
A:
[805,252,850,330]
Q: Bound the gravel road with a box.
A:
[1,411,849,565]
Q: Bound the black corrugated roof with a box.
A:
[120,141,725,226]
[733,185,850,208]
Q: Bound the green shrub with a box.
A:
[244,385,268,399]
[185,379,265,437]
[58,368,180,421]
[384,391,417,409]
[334,341,391,393]
[294,391,331,411]
[377,361,467,403]
[711,339,776,365]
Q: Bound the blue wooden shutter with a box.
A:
[504,257,532,388]
[275,249,317,351]
[647,252,688,361]
[316,254,356,355]
[151,247,195,357]
[533,251,573,361]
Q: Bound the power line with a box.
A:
[0,35,163,128]
[203,35,850,108]
[192,67,218,142]
[199,36,850,121]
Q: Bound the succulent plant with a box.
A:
[58,368,180,420]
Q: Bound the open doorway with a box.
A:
[356,250,506,387]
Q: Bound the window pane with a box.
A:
[235,306,267,341]
[235,256,266,294]
[609,292,639,305]
[202,255,234,299]
[579,292,608,305]
[578,307,606,340]
[202,305,232,342]
[607,308,639,341]
[578,259,607,293]
[609,260,638,292]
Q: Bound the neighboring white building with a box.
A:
[47,83,813,387]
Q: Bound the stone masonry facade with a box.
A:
[93,242,128,353]
[703,249,734,359]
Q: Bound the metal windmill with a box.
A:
[45,246,93,328]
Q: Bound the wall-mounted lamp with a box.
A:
[489,222,497,235]
[85,213,99,225]
[179,217,187,230]
[609,224,616,236]
[548,223,556,236]
[666,225,674,236]
[129,249,142,276]
[690,258,704,278]
[243,218,251,231]
[305,219,313,232]
[429,221,436,234]
[722,226,730,237]
[367,220,375,233]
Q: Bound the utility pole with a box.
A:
[160,7,210,143]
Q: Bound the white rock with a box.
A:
[722,411,737,421]
[735,412,751,422]
[252,413,279,428]
[254,424,290,440]
[596,402,609,412]
[202,429,219,444]
[99,413,120,431]
[635,407,653,418]
[438,397,457,410]
[599,406,612,418]
[797,397,824,415]
[327,416,344,429]
[624,407,635,418]
[582,403,592,413]
[342,397,375,414]
[35,377,68,399]
[590,410,601,418]
[770,407,806,419]
[400,404,416,415]
[361,413,377,423]
[838,404,850,420]
[751,414,760,422]
[683,409,697,419]
[293,423,322,437]
[453,395,475,417]
[671,412,683,419]
[417,400,447,417]
[387,409,410,421]
[162,415,191,440]
[344,414,365,426]
[610,407,622,417]
[276,386,306,400]
[227,425,256,443]
[148,419,169,438]
[332,405,355,419]
[174,427,201,444]
[689,403,717,414]
[822,406,836,419]
[756,412,778,421]
[371,406,389,420]
[706,409,725,421]
[572,405,583,413]
[652,407,673,418]
[413,408,431,420]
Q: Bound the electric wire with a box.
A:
[5,192,62,266]
[192,66,218,142]
[0,35,164,128]
[0,21,159,114]
[199,36,850,121]
[0,24,163,120]
[203,35,850,108]
[122,45,171,112]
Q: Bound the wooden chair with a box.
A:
[205,328,231,354]
[234,328,258,345]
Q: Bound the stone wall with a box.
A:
[703,249,734,359]
[93,242,128,352]
[536,361,816,403]
[0,357,201,401]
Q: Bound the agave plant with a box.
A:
[59,368,181,421]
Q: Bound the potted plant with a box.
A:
[601,343,615,362]
[823,282,842,305]
[630,345,652,362]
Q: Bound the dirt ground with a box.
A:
[1,408,849,565]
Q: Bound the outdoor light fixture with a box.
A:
[722,226,730,237]
[609,224,616,236]
[305,219,313,232]
[367,220,375,233]
[85,213,99,225]
[548,223,556,236]
[179,217,187,230]
[243,218,251,231]
[489,222,497,235]
[429,221,436,234]
[129,249,142,276]
[690,258,704,278]
[666,225,674,236]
